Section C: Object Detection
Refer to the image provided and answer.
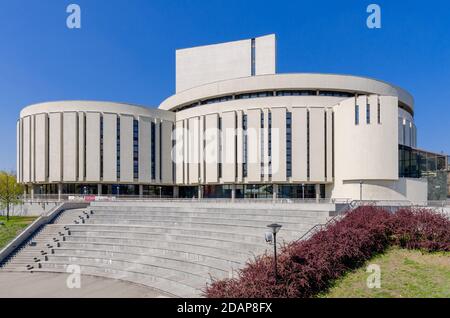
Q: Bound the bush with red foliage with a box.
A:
[204,206,450,298]
[389,208,450,252]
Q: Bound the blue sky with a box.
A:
[0,0,449,171]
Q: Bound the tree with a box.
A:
[0,171,23,221]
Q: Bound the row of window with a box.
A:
[240,110,332,180]
[112,117,163,181]
[175,90,357,112]
[355,102,381,125]
[286,112,292,178]
[399,118,417,147]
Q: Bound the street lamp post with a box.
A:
[158,186,162,199]
[359,181,363,201]
[267,223,282,282]
[253,185,256,199]
[302,183,305,200]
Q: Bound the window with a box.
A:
[402,120,406,145]
[159,123,162,178]
[332,112,335,178]
[176,90,356,111]
[47,116,50,179]
[268,112,272,177]
[260,112,264,178]
[286,112,292,178]
[116,117,120,179]
[235,91,274,100]
[218,117,222,179]
[324,112,327,179]
[84,115,87,179]
[251,38,256,76]
[100,116,104,179]
[200,96,233,105]
[377,101,381,124]
[151,122,156,179]
[319,91,354,98]
[243,114,248,178]
[276,90,317,96]
[355,105,360,125]
[366,104,371,124]
[172,124,176,183]
[133,120,139,179]
[306,111,310,179]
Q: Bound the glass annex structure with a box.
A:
[16,34,448,202]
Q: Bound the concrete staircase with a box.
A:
[0,201,332,297]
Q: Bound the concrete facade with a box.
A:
[17,34,435,202]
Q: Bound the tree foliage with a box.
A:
[0,171,23,221]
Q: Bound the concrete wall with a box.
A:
[86,112,101,182]
[103,113,118,182]
[331,178,428,204]
[17,73,427,202]
[138,116,151,183]
[63,112,78,182]
[161,73,414,112]
[17,101,174,186]
[333,95,399,182]
[176,34,276,93]
[48,113,62,182]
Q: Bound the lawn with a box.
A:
[0,216,37,249]
[322,247,450,298]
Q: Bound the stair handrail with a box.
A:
[296,203,352,242]
[0,202,88,266]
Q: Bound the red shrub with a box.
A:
[205,206,392,298]
[389,208,450,252]
[204,206,450,298]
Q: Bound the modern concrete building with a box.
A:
[17,34,446,202]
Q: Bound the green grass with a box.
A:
[321,247,450,298]
[0,216,37,249]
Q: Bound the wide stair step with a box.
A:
[0,202,331,297]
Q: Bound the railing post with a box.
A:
[272,184,278,202]
[57,184,62,202]
[315,184,320,203]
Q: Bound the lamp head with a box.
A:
[267,223,282,234]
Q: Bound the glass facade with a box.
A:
[399,145,448,178]
[277,184,322,199]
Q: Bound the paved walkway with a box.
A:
[0,272,171,298]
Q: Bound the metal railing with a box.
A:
[20,194,352,205]
[295,199,450,242]
[297,208,349,242]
